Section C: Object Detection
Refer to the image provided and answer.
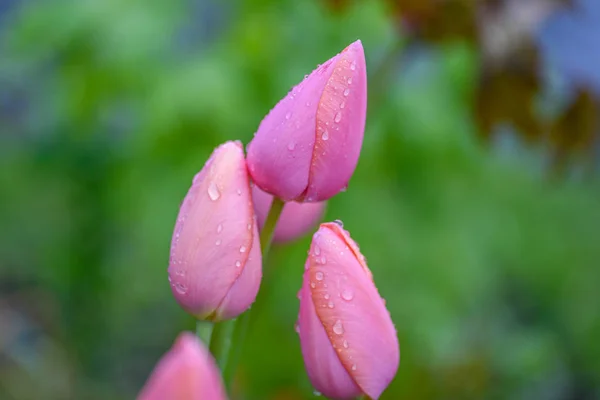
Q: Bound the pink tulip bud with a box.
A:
[137,332,227,400]
[247,40,367,202]
[252,184,326,243]
[169,141,262,321]
[297,222,399,399]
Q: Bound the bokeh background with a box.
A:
[2,0,600,399]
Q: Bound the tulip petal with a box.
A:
[299,266,361,399]
[169,141,261,320]
[302,223,399,399]
[306,40,367,201]
[138,332,227,400]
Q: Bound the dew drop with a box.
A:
[327,301,334,308]
[236,188,242,196]
[350,60,357,71]
[343,88,350,97]
[310,282,316,289]
[340,101,345,109]
[215,239,222,246]
[341,289,354,301]
[343,340,349,349]
[287,141,296,151]
[351,364,357,371]
[334,219,344,227]
[322,130,329,141]
[333,320,344,335]
[313,391,322,397]
[207,182,220,201]
[247,223,252,231]
[306,101,311,107]
[324,293,330,300]
[315,271,324,281]
[285,111,292,120]
[314,246,321,256]
[347,77,353,84]
[235,260,242,268]
[294,321,300,333]
[334,112,342,123]
[320,256,327,264]
[174,283,187,295]
[239,245,247,253]
[217,224,223,233]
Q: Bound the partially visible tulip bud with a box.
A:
[169,141,262,321]
[247,40,367,202]
[137,332,227,400]
[252,185,326,243]
[297,222,399,399]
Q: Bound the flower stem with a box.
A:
[222,197,286,386]
[196,321,214,345]
[207,318,236,370]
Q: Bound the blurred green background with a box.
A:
[1,0,600,399]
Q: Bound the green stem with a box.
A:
[222,197,286,387]
[196,321,214,345]
[208,318,237,370]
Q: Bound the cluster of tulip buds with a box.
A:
[138,40,399,400]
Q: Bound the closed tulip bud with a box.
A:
[297,222,399,399]
[247,40,367,202]
[137,332,227,400]
[252,184,326,243]
[169,141,262,321]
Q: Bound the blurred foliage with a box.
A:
[1,0,600,399]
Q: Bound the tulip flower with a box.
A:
[168,141,262,321]
[297,222,399,399]
[137,332,227,400]
[247,40,367,203]
[252,184,326,243]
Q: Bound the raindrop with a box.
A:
[306,101,311,107]
[350,60,357,71]
[333,320,344,335]
[174,283,187,295]
[314,246,321,256]
[322,130,329,141]
[343,88,350,97]
[235,260,242,268]
[217,224,223,233]
[247,223,252,231]
[341,289,354,301]
[304,74,308,79]
[315,271,324,281]
[324,293,330,300]
[236,188,242,196]
[294,322,300,333]
[347,77,353,84]
[343,340,349,349]
[334,112,342,123]
[168,276,172,283]
[285,111,292,120]
[340,101,345,109]
[313,391,322,397]
[334,219,344,227]
[320,256,327,264]
[287,141,296,151]
[327,301,334,308]
[351,364,357,371]
[310,282,316,289]
[175,270,185,277]
[215,239,222,246]
[239,245,247,253]
[207,182,220,201]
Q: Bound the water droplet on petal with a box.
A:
[334,219,344,227]
[287,141,296,150]
[341,289,354,301]
[334,112,342,123]
[351,364,357,371]
[310,282,316,289]
[314,246,321,256]
[320,256,327,264]
[327,301,334,308]
[324,293,330,300]
[207,182,220,201]
[215,239,222,246]
[322,130,329,141]
[175,283,187,295]
[350,60,356,71]
[217,224,223,233]
[285,111,292,120]
[235,260,242,268]
[315,271,324,281]
[240,245,247,253]
[313,391,322,397]
[237,188,242,195]
[333,320,344,335]
[306,101,311,107]
[347,77,353,84]
[247,223,252,231]
[340,101,345,109]
[343,88,350,96]
[343,340,349,349]
[294,321,300,333]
